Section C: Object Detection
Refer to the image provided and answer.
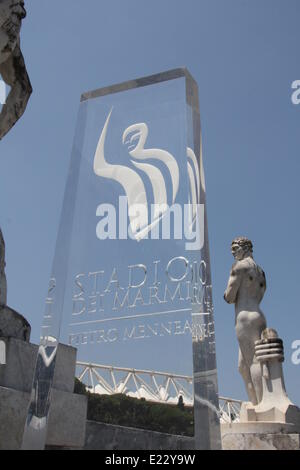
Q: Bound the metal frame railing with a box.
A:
[76,361,242,423]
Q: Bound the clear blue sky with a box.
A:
[1,0,300,403]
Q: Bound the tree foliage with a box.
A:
[74,378,194,436]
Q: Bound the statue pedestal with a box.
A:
[221,422,300,450]
[238,331,300,431]
[240,400,300,431]
[222,330,300,450]
[0,337,87,449]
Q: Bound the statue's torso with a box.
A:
[234,258,267,333]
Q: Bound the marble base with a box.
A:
[0,337,87,449]
[221,423,300,450]
[222,432,300,450]
[240,400,300,432]
[84,421,194,450]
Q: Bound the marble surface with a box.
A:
[222,431,300,450]
[0,338,87,449]
[84,421,194,451]
[224,237,267,405]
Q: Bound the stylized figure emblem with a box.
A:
[187,147,200,228]
[93,108,180,240]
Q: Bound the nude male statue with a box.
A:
[0,0,32,140]
[224,237,267,405]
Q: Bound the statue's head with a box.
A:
[231,236,253,261]
[0,0,26,63]
[122,123,148,155]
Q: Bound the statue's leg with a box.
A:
[250,357,263,404]
[238,348,258,405]
[245,324,265,404]
[238,334,263,404]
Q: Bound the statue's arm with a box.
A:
[224,265,242,304]
[0,42,32,140]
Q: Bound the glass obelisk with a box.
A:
[22,68,221,450]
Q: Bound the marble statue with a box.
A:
[0,0,31,340]
[224,237,300,431]
[0,0,32,140]
[224,236,266,405]
[0,3,88,451]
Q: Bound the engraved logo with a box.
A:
[93,108,203,249]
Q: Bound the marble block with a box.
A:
[47,389,87,448]
[0,337,76,393]
[221,422,300,450]
[0,386,29,450]
[0,337,87,449]
[222,431,300,450]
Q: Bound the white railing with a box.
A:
[218,396,242,423]
[76,361,242,423]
